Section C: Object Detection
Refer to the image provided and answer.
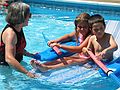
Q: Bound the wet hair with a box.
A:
[74,13,90,43]
[6,2,30,26]
[74,13,90,28]
[88,14,106,28]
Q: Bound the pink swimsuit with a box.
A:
[78,34,90,59]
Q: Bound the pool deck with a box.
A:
[61,0,120,4]
[84,0,120,3]
[52,0,120,6]
[24,0,120,7]
[24,0,120,12]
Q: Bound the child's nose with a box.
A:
[97,29,101,32]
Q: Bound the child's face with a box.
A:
[92,22,105,39]
[76,22,89,36]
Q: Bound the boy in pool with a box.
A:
[31,13,92,71]
[83,14,118,62]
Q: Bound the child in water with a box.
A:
[48,12,91,49]
[31,13,92,71]
[83,14,118,62]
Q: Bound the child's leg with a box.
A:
[72,58,88,64]
[30,55,74,71]
[42,59,63,65]
[31,54,79,67]
[43,53,80,65]
[35,59,74,72]
[35,58,88,72]
[30,59,62,66]
[64,53,80,60]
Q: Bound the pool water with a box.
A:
[0,3,120,90]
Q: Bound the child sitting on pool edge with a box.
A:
[30,13,93,71]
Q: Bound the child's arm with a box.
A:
[85,35,102,59]
[48,32,75,46]
[51,35,91,53]
[96,35,118,60]
[86,35,93,49]
[82,35,93,56]
[101,35,118,55]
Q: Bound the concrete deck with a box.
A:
[84,0,120,3]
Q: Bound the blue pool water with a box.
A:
[0,2,120,90]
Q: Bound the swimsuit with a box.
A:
[0,24,26,66]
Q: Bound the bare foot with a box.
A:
[31,60,50,72]
[36,63,49,72]
[30,59,38,69]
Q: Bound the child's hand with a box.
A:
[49,43,61,48]
[47,40,57,46]
[82,47,89,56]
[101,49,107,56]
[95,52,105,60]
[95,49,107,60]
[95,53,102,60]
[82,47,88,53]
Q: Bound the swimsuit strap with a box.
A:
[78,34,84,44]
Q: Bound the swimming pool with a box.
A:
[0,1,120,90]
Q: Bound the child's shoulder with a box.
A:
[104,33,114,40]
[104,33,113,37]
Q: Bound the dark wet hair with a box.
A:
[74,13,90,28]
[88,14,106,28]
[6,2,30,26]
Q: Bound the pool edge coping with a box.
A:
[24,0,120,7]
